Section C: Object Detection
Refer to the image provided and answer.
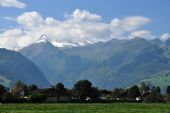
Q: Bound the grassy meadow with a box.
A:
[0,103,170,113]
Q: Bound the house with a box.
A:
[99,89,112,100]
[136,97,141,101]
[46,96,71,103]
[85,97,92,101]
[33,88,72,103]
[141,91,150,98]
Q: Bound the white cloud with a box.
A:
[160,33,170,41]
[0,28,23,37]
[16,10,110,42]
[0,9,154,50]
[0,0,26,8]
[4,16,16,21]
[0,28,23,50]
[129,30,156,40]
[17,11,44,29]
[68,9,101,22]
[111,16,151,37]
[45,17,60,25]
[0,38,18,50]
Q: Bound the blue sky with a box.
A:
[0,0,170,50]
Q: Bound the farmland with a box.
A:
[0,103,170,113]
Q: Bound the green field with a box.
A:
[0,103,170,113]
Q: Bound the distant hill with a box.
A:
[0,48,50,87]
[20,37,170,89]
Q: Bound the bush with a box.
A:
[165,94,170,102]
[127,85,140,99]
[143,93,164,103]
[28,92,46,103]
[2,92,20,103]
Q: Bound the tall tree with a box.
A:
[27,84,38,95]
[12,80,27,96]
[144,86,164,103]
[28,84,38,91]
[55,83,65,102]
[72,80,96,100]
[0,84,6,101]
[167,86,170,94]
[140,82,149,94]
[0,84,6,96]
[153,86,161,94]
[112,88,127,99]
[127,85,140,99]
[89,87,100,100]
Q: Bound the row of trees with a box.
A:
[0,80,99,103]
[1,80,170,103]
[111,84,165,103]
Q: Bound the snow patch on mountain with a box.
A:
[51,40,93,48]
[36,34,49,44]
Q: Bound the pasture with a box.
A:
[0,103,170,113]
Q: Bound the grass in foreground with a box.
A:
[0,103,170,113]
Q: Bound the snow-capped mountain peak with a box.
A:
[51,40,93,48]
[36,34,49,44]
[33,34,93,48]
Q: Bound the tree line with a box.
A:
[0,80,170,103]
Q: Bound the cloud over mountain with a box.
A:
[160,33,170,41]
[111,16,151,38]
[0,9,159,50]
[129,30,156,40]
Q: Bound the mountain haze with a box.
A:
[20,37,170,89]
[79,38,170,88]
[20,37,93,87]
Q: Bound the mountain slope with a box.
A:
[135,71,170,88]
[0,48,50,87]
[64,39,128,62]
[165,38,170,47]
[20,37,170,89]
[20,38,94,87]
[75,38,170,88]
